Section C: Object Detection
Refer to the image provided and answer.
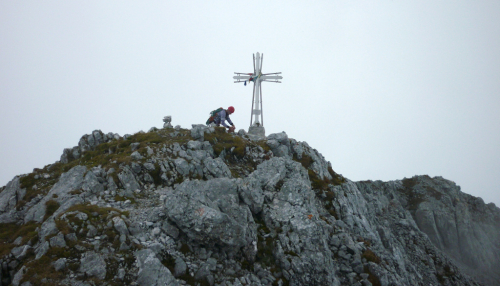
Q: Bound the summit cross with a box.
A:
[233,52,282,139]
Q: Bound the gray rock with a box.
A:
[148,242,165,256]
[164,178,255,252]
[49,232,67,248]
[86,224,97,237]
[24,165,86,223]
[11,266,27,286]
[65,233,77,241]
[143,162,156,172]
[161,220,179,239]
[0,181,16,208]
[79,251,106,280]
[237,129,247,136]
[195,262,211,281]
[35,240,50,260]
[131,142,141,151]
[118,166,141,192]
[202,157,231,179]
[107,176,118,192]
[174,257,187,277]
[11,245,31,260]
[53,258,67,271]
[187,140,203,150]
[13,236,23,245]
[39,219,58,242]
[131,151,144,160]
[82,171,104,195]
[113,216,129,236]
[131,162,142,174]
[117,268,126,280]
[191,124,215,141]
[174,158,190,176]
[78,130,105,153]
[147,146,154,156]
[135,249,179,286]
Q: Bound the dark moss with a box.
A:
[284,250,298,257]
[308,170,328,191]
[357,237,372,247]
[436,264,455,285]
[19,173,37,191]
[55,219,73,236]
[402,177,417,189]
[275,180,284,190]
[327,166,346,186]
[255,234,276,267]
[180,243,191,254]
[149,165,163,185]
[364,264,382,286]
[328,208,338,220]
[325,191,336,200]
[362,249,381,264]
[44,200,60,221]
[273,278,290,286]
[426,186,443,200]
[293,154,313,169]
[21,244,86,285]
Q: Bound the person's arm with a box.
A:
[220,110,230,128]
[226,115,234,127]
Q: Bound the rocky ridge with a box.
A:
[0,124,498,286]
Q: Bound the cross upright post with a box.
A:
[233,52,282,140]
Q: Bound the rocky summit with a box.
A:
[0,125,498,286]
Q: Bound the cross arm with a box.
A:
[233,75,253,80]
[260,75,283,80]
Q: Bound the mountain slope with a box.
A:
[0,125,498,286]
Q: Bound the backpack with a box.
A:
[206,107,224,125]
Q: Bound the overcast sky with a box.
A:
[1,1,499,207]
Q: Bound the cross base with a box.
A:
[247,126,266,141]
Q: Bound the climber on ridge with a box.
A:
[206,106,236,132]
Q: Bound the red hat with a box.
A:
[227,106,235,113]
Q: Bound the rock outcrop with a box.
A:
[0,125,498,286]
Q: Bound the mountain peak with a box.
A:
[0,125,498,286]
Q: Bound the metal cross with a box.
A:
[233,52,282,128]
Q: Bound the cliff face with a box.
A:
[0,125,498,286]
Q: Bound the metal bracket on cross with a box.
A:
[233,52,283,130]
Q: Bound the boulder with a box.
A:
[135,249,179,286]
[24,165,87,223]
[79,251,106,280]
[164,178,256,253]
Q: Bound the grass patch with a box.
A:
[205,127,247,159]
[63,203,126,219]
[0,221,39,257]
